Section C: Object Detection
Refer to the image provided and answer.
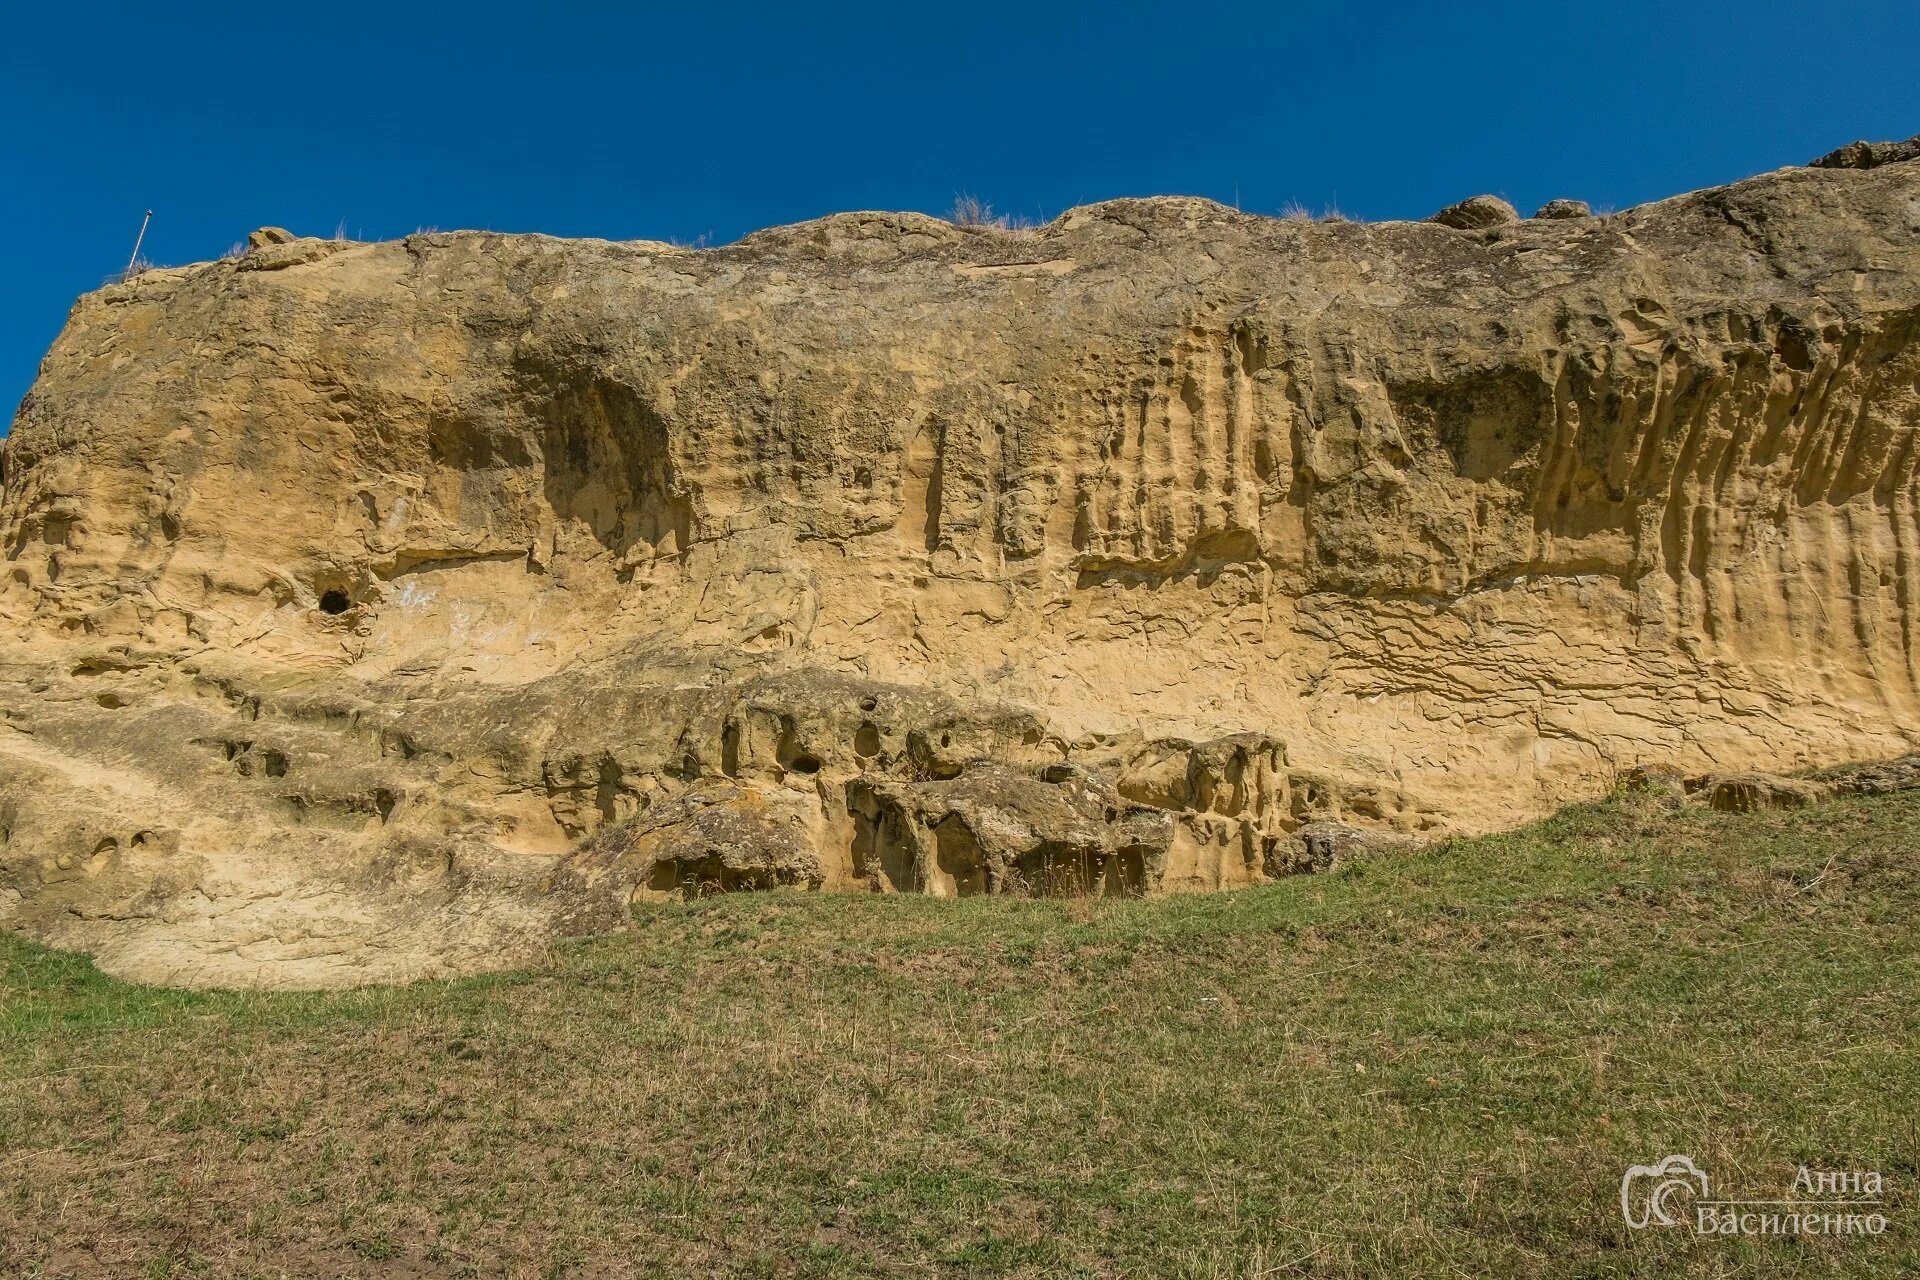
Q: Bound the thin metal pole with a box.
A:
[124,210,153,279]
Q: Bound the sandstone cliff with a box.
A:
[4,146,1918,986]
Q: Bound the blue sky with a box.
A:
[4,1,1915,428]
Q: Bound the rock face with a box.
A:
[4,148,1920,987]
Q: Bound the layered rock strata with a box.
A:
[3,143,1918,985]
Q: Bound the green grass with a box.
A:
[4,788,1919,1277]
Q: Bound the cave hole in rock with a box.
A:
[854,722,881,758]
[318,589,352,615]
[933,816,988,896]
[785,753,822,776]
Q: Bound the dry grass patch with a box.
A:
[4,789,1919,1276]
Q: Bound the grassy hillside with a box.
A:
[4,787,1918,1278]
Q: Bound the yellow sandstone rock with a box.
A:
[3,145,1918,986]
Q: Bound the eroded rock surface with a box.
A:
[4,144,1920,986]
[1812,134,1920,171]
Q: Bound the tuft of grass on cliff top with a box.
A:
[3,788,1919,1279]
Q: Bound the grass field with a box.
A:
[4,785,1918,1278]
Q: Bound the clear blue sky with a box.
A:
[4,1,1915,430]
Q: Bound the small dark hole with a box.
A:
[786,754,822,776]
[318,590,351,615]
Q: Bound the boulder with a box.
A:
[552,783,824,927]
[848,762,1174,898]
[1690,772,1830,814]
[1429,195,1519,229]
[1810,135,1920,170]
[1820,754,1920,796]
[1532,198,1592,219]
